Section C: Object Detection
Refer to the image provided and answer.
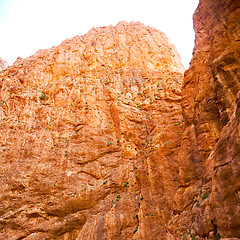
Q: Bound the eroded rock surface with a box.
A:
[1,0,239,238]
[0,21,184,239]
[169,0,240,239]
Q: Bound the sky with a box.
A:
[0,0,199,69]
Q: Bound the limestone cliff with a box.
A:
[169,0,240,239]
[0,21,184,239]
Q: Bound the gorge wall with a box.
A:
[169,0,240,239]
[0,0,239,239]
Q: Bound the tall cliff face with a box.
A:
[1,0,239,238]
[0,22,184,239]
[170,0,240,239]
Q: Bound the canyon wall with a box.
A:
[169,0,240,239]
[0,22,184,239]
[0,0,239,239]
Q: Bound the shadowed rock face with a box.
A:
[0,21,184,239]
[169,0,240,239]
[0,58,8,71]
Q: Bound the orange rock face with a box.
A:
[0,22,184,239]
[1,0,239,238]
[170,0,240,239]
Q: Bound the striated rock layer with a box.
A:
[0,21,184,239]
[169,0,240,239]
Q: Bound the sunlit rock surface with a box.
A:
[0,21,184,239]
[1,0,239,237]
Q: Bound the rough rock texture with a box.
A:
[1,0,240,238]
[0,58,8,71]
[168,0,240,239]
[0,21,184,239]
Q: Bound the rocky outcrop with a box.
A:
[0,22,184,239]
[0,58,8,71]
[0,0,239,238]
[169,0,240,239]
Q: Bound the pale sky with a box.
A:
[0,0,199,69]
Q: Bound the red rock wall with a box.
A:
[170,0,240,239]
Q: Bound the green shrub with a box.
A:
[201,193,208,200]
[133,226,138,234]
[39,94,46,100]
[215,233,221,239]
[116,194,121,201]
